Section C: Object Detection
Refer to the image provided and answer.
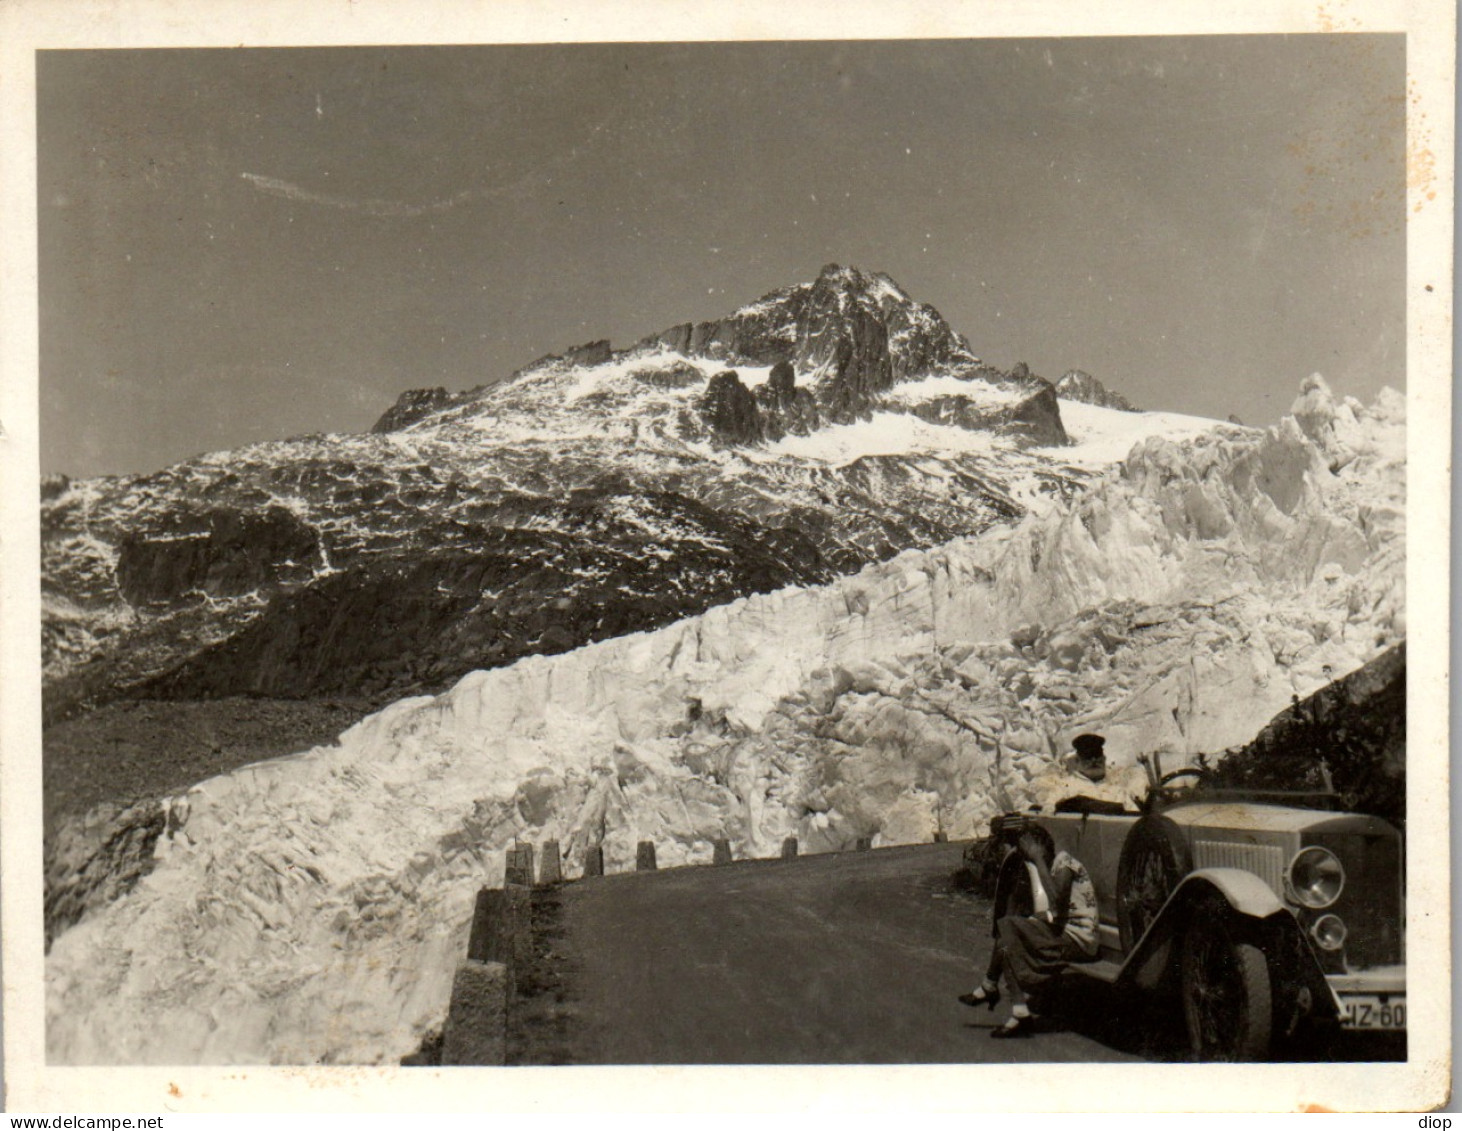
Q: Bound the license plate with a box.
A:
[1339,994,1406,1031]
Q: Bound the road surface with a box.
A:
[509,842,1161,1064]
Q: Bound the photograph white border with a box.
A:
[1,0,1452,1113]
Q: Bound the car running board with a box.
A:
[1066,958,1123,985]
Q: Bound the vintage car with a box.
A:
[986,756,1405,1060]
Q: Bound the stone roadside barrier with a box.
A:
[442,878,533,1065]
[504,843,535,886]
[511,833,914,884]
[538,839,563,886]
[440,959,507,1065]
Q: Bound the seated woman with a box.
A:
[959,828,1099,1037]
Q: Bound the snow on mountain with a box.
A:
[762,411,1002,463]
[883,372,1023,407]
[39,265,1089,728]
[44,376,1403,1064]
[1046,400,1234,468]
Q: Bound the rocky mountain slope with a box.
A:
[42,265,1115,733]
[45,375,1404,1064]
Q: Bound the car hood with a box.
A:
[1160,800,1398,838]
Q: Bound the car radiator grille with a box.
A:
[1309,831,1403,968]
[1193,840,1286,894]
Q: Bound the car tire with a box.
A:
[1180,904,1273,1061]
[990,847,1033,933]
[1116,813,1192,951]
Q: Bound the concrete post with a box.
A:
[781,836,799,860]
[538,839,562,885]
[636,840,658,871]
[712,838,733,866]
[440,959,507,1065]
[467,887,507,964]
[505,843,535,886]
[584,845,604,877]
[467,885,530,967]
[855,836,873,852]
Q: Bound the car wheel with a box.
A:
[1116,814,1192,951]
[1181,906,1273,1061]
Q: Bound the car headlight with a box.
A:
[1311,913,1347,951]
[1289,845,1345,909]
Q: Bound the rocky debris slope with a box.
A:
[45,376,1403,1065]
[43,266,1103,730]
[1204,640,1405,826]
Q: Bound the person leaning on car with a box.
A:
[959,828,1100,1037]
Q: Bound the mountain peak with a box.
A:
[371,266,1066,447]
[1055,369,1138,412]
[811,262,910,302]
[632,265,1031,424]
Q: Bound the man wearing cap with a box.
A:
[1028,731,1146,813]
[1064,733,1107,783]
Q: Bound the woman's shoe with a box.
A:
[957,984,1002,1011]
[990,1013,1037,1038]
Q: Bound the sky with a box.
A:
[38,36,1406,478]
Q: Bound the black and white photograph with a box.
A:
[2,0,1453,1114]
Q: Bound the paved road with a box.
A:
[522,842,1152,1064]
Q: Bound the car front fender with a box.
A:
[1177,868,1288,918]
[1121,869,1289,991]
